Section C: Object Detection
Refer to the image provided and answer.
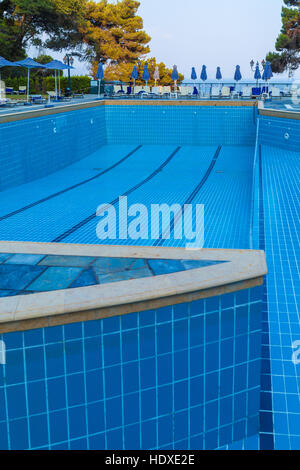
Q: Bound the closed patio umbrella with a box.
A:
[131,65,138,91]
[200,65,207,96]
[191,67,197,92]
[234,64,242,82]
[216,66,222,92]
[262,61,273,95]
[254,62,261,86]
[15,57,45,103]
[216,66,222,81]
[234,65,242,94]
[96,62,104,98]
[142,63,150,90]
[153,66,160,87]
[262,61,273,82]
[172,65,179,92]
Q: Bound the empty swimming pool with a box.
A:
[0,101,299,450]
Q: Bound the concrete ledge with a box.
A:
[0,241,267,333]
[258,100,300,120]
[259,108,300,120]
[0,99,256,124]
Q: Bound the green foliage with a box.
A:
[0,0,87,60]
[81,0,151,65]
[3,75,90,94]
[100,58,184,85]
[267,0,300,74]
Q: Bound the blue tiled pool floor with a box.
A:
[0,137,299,449]
[219,144,300,450]
[0,144,253,249]
[259,145,300,450]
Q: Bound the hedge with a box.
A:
[3,75,90,94]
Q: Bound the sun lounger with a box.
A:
[162,86,171,96]
[73,92,85,98]
[221,86,231,99]
[151,87,161,96]
[290,84,299,99]
[241,86,252,99]
[211,86,220,99]
[270,87,281,99]
[30,95,46,104]
[5,87,14,95]
[232,88,240,99]
[0,98,26,107]
[282,86,291,97]
[47,91,57,99]
[180,86,192,97]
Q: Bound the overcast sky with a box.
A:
[31,0,300,80]
[138,0,297,79]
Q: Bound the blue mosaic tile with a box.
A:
[39,255,95,267]
[180,259,226,269]
[0,264,46,290]
[70,268,98,288]
[26,266,82,291]
[0,253,12,264]
[96,266,152,284]
[5,254,45,265]
[0,289,18,297]
[148,259,185,275]
[92,257,141,274]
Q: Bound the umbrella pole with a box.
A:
[59,71,61,97]
[27,68,30,104]
[55,70,58,100]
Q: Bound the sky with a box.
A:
[138,0,297,79]
[30,0,300,80]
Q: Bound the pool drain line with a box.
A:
[154,145,222,246]
[0,145,142,223]
[52,146,182,242]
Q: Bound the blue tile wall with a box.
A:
[258,115,300,152]
[105,106,256,146]
[0,107,106,191]
[0,287,262,450]
[0,105,256,192]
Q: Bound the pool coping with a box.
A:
[0,99,256,124]
[0,241,267,333]
[258,100,300,120]
[1,98,299,124]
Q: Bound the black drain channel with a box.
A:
[0,145,142,222]
[154,145,222,246]
[53,146,182,242]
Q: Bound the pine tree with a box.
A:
[267,0,300,74]
[81,0,151,65]
[0,0,87,60]
[93,58,184,86]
